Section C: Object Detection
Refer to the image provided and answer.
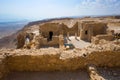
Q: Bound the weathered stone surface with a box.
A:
[87,65,105,80]
[0,54,8,79]
[0,42,120,79]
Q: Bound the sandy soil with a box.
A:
[66,36,90,49]
[3,70,89,80]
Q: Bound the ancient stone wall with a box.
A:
[39,36,59,47]
[107,29,114,35]
[17,32,35,49]
[92,23,107,36]
[39,23,62,37]
[0,44,120,79]
[1,49,119,72]
[39,22,79,37]
[17,32,26,49]
[91,35,114,44]
[80,25,93,41]
[59,35,64,49]
[96,35,114,41]
[108,22,120,27]
[79,22,93,41]
[64,23,79,36]
[79,22,107,41]
[0,54,8,79]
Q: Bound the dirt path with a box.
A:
[98,68,120,80]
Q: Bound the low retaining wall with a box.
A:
[7,51,120,71]
[0,48,120,79]
[6,50,120,71]
[95,35,114,41]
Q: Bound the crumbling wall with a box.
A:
[79,22,107,41]
[0,54,8,79]
[91,35,114,44]
[39,36,59,48]
[0,46,120,79]
[6,50,120,72]
[79,22,93,41]
[17,32,26,49]
[80,25,93,41]
[39,22,79,37]
[17,32,35,49]
[107,29,114,35]
[65,22,79,36]
[97,35,114,41]
[39,23,62,37]
[59,34,64,49]
[92,23,107,36]
[108,22,120,27]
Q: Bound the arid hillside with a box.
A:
[0,21,28,39]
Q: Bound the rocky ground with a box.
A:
[98,67,120,80]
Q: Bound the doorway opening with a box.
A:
[85,30,88,35]
[48,31,53,41]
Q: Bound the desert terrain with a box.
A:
[0,21,28,39]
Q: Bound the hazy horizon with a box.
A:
[0,0,120,22]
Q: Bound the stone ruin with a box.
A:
[16,21,115,49]
[0,21,120,80]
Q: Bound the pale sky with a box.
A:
[0,0,120,21]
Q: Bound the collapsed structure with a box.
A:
[17,21,115,49]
